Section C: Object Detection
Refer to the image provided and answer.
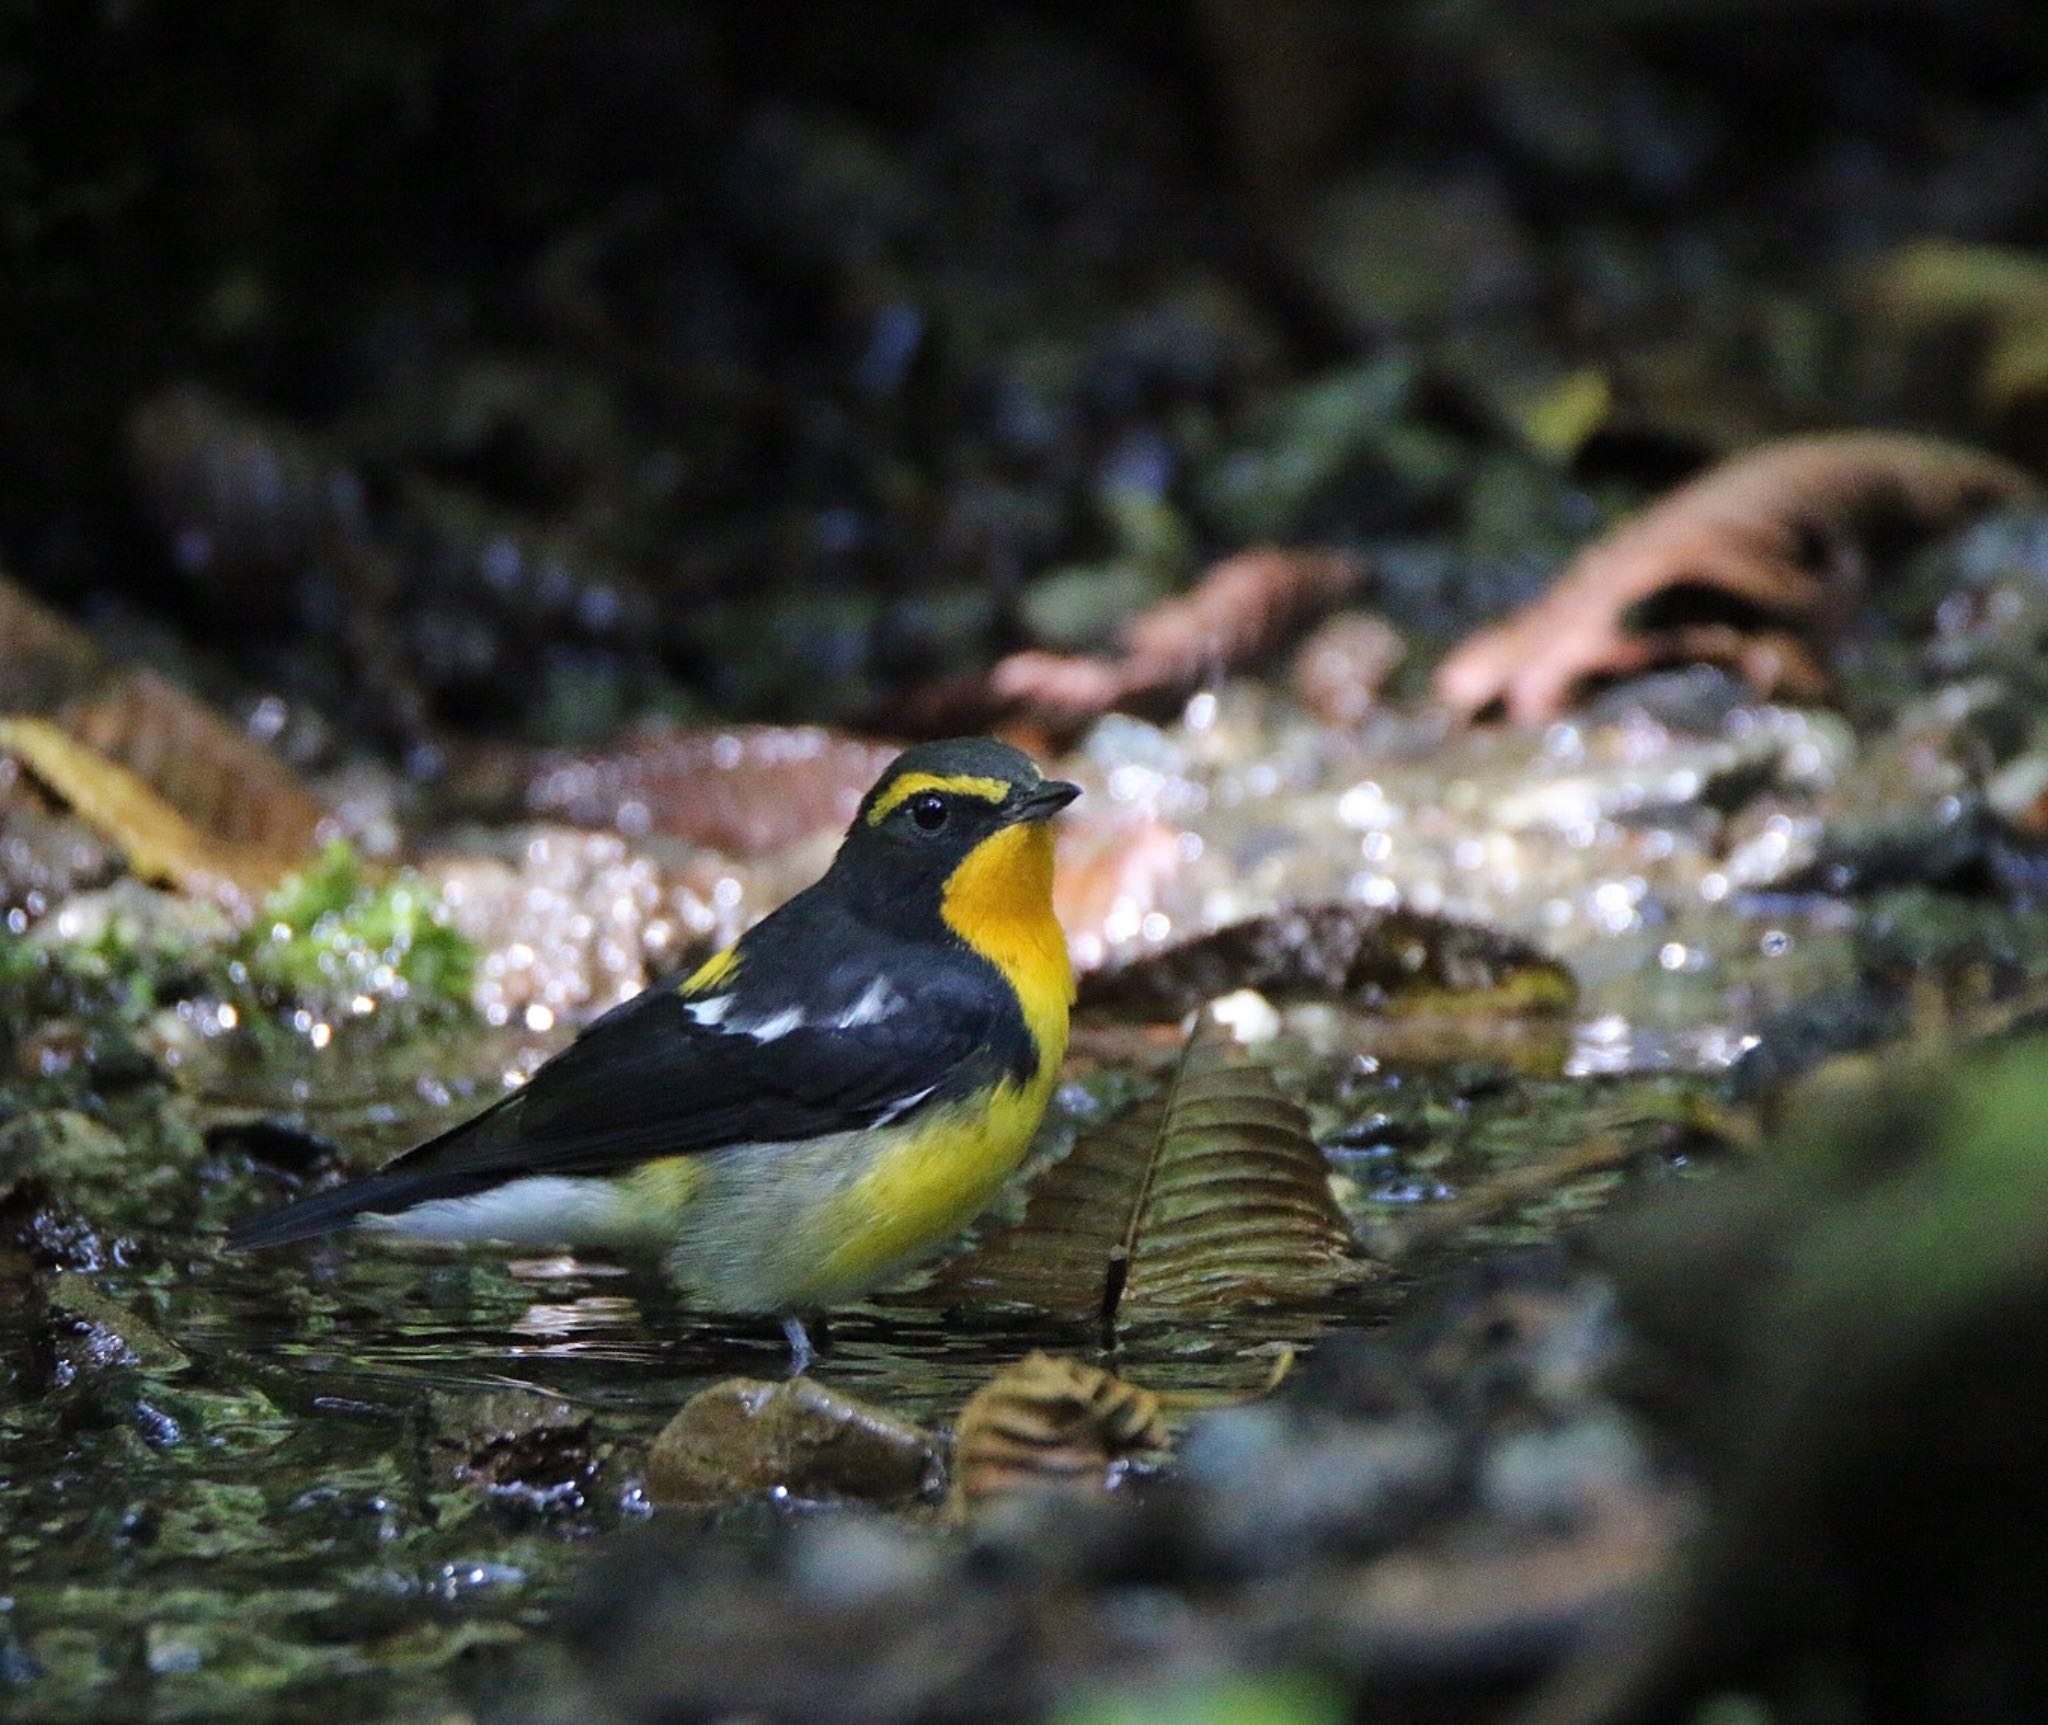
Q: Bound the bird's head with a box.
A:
[831,737,1080,938]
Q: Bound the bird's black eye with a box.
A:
[908,793,949,832]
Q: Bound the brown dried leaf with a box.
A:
[0,718,290,913]
[444,725,900,857]
[946,1351,1168,1516]
[1078,903,1577,1022]
[934,1010,1363,1320]
[880,548,1370,742]
[1434,433,2037,724]
[1288,609,1406,727]
[647,1375,939,1510]
[59,671,328,864]
[2,566,329,906]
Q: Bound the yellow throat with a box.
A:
[939,819,1073,1071]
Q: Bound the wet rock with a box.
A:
[1079,903,1576,1021]
[547,1515,1005,1725]
[647,1377,940,1511]
[422,1389,601,1519]
[1553,1036,2048,1721]
[1179,1399,1456,1571]
[0,1113,142,1226]
[0,765,120,929]
[0,1174,126,1274]
[40,1274,190,1381]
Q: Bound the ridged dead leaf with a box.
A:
[2,567,328,910]
[647,1375,939,1510]
[1079,903,1577,1022]
[947,1352,1169,1515]
[934,1011,1364,1321]
[59,671,328,866]
[0,717,291,914]
[1435,433,2036,724]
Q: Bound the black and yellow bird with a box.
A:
[229,737,1080,1365]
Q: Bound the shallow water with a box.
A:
[8,664,2007,1724]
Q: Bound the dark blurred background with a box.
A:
[5,0,2048,752]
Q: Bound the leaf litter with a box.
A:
[933,1008,1365,1323]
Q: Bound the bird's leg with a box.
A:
[781,1314,817,1375]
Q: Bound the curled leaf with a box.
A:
[947,1352,1168,1515]
[1434,433,2036,724]
[885,548,1370,742]
[935,1010,1364,1321]
[1079,903,1577,1022]
[646,1376,939,1510]
[444,725,899,856]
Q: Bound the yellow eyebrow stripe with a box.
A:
[866,771,1012,826]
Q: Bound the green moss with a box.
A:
[247,843,475,1013]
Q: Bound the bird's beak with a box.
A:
[1011,780,1081,822]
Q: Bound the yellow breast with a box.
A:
[811,819,1073,1297]
[811,1073,1056,1296]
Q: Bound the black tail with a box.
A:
[225,1172,436,1250]
[226,1089,525,1250]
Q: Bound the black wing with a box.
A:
[228,948,1019,1247]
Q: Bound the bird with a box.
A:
[228,736,1081,1369]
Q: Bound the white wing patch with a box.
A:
[742,1006,804,1041]
[837,977,901,1028]
[685,976,898,1041]
[683,992,803,1040]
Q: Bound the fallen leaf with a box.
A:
[1434,433,2037,724]
[934,1010,1364,1321]
[0,717,295,913]
[1078,903,1577,1021]
[946,1351,1168,1515]
[1288,610,1406,727]
[60,671,329,865]
[2,567,330,908]
[882,548,1370,742]
[646,1375,939,1510]
[442,725,899,856]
